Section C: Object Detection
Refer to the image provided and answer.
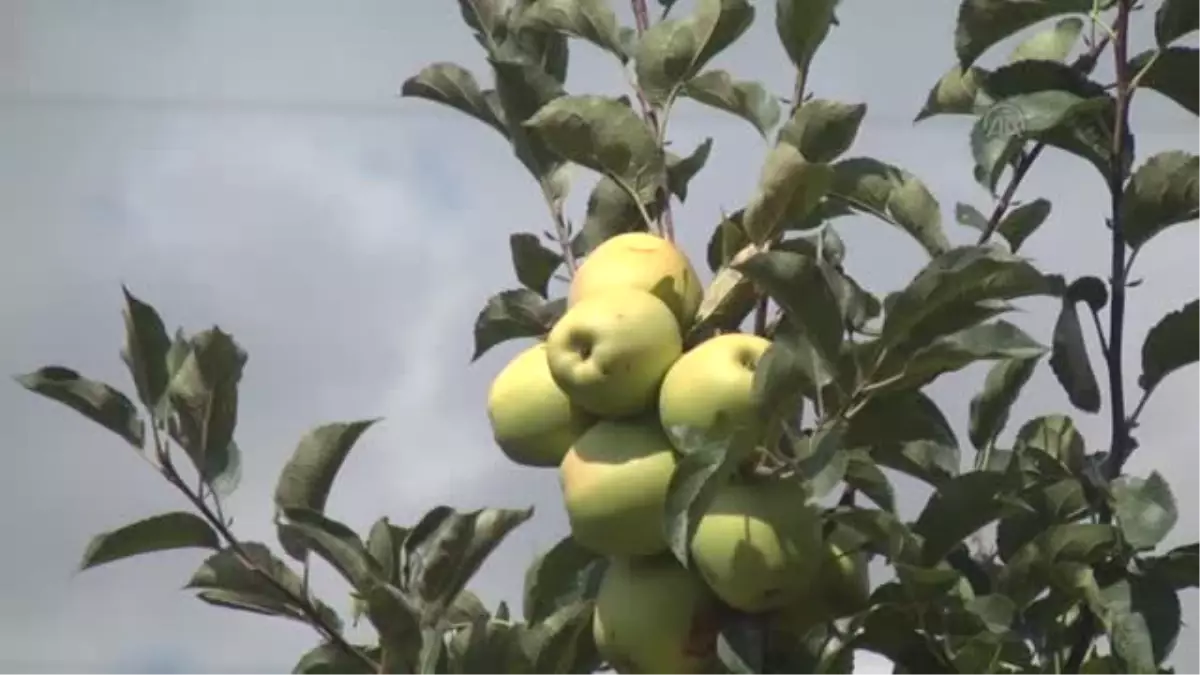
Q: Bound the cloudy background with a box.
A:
[0,1,1194,672]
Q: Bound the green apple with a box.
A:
[486,343,595,467]
[658,332,772,451]
[689,478,823,612]
[545,289,683,418]
[570,231,704,329]
[593,554,721,674]
[559,418,677,556]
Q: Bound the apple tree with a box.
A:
[16,0,1198,672]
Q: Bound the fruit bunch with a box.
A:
[486,233,869,673]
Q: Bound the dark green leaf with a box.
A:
[775,0,839,84]
[293,643,376,674]
[706,211,748,274]
[471,289,564,361]
[457,0,508,51]
[1112,472,1178,551]
[680,70,781,138]
[716,613,766,674]
[735,250,843,367]
[828,506,924,563]
[119,286,172,410]
[915,471,1012,561]
[996,198,1051,252]
[1140,299,1198,395]
[996,477,1088,561]
[880,245,1051,357]
[1049,296,1102,413]
[1007,17,1084,63]
[80,511,220,571]
[687,253,761,342]
[777,99,866,164]
[447,616,531,674]
[274,420,379,562]
[1144,543,1198,590]
[742,143,833,244]
[502,0,570,83]
[1013,413,1085,472]
[1099,575,1181,672]
[571,176,649,257]
[791,420,850,499]
[1129,47,1198,116]
[1155,0,1199,46]
[666,137,714,202]
[828,157,950,258]
[278,507,381,590]
[165,327,246,495]
[490,56,566,178]
[520,0,628,61]
[1121,151,1199,251]
[634,0,755,107]
[956,202,990,231]
[523,536,606,624]
[969,356,1041,451]
[187,543,342,630]
[662,427,756,566]
[915,64,990,122]
[15,367,144,449]
[955,0,1096,68]
[523,599,599,673]
[751,329,820,421]
[845,390,960,486]
[524,94,664,202]
[363,583,422,664]
[401,506,534,621]
[401,63,508,137]
[509,233,563,297]
[844,449,896,512]
[366,517,408,586]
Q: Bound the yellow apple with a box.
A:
[689,478,823,612]
[569,232,703,329]
[545,289,683,418]
[658,332,773,451]
[559,418,677,556]
[486,343,595,467]
[593,554,721,674]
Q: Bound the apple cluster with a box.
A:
[486,233,868,673]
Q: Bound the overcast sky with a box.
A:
[0,1,1195,673]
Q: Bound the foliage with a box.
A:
[15,0,1198,672]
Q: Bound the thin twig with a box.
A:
[541,180,578,277]
[629,0,676,242]
[151,427,377,672]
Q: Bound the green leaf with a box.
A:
[1007,17,1084,63]
[471,289,565,361]
[447,617,531,674]
[523,599,600,673]
[955,0,1096,69]
[1155,0,1199,46]
[457,0,509,51]
[716,613,766,673]
[844,450,896,512]
[1111,472,1178,551]
[915,64,990,122]
[509,233,563,297]
[1139,299,1198,396]
[996,198,1051,251]
[688,251,761,341]
[1099,575,1181,672]
[274,420,379,562]
[706,210,748,273]
[996,477,1088,560]
[119,286,172,410]
[751,329,820,421]
[523,536,606,625]
[870,320,1047,395]
[80,512,220,571]
[1013,413,1085,473]
[997,523,1120,605]
[828,506,924,563]
[519,0,628,62]
[662,427,756,566]
[524,94,664,202]
[362,583,422,665]
[915,471,1012,562]
[775,0,839,85]
[278,507,382,591]
[1121,151,1199,251]
[828,157,950,258]
[293,643,376,674]
[366,517,408,586]
[777,99,866,164]
[1048,295,1101,413]
[969,356,1041,451]
[633,0,755,107]
[1129,46,1198,116]
[187,543,342,630]
[502,0,570,84]
[401,63,508,137]
[742,143,833,244]
[1144,543,1198,590]
[735,250,843,367]
[956,202,990,231]
[845,390,960,486]
[791,420,850,500]
[680,70,781,138]
[490,56,566,179]
[571,176,649,257]
[15,367,144,450]
[400,506,534,621]
[165,327,246,495]
[666,137,714,202]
